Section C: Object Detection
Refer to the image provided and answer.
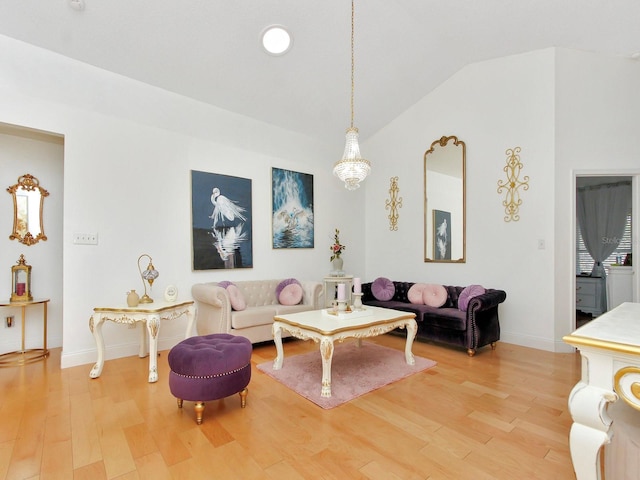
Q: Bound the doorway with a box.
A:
[575,174,637,328]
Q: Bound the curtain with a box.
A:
[577,182,631,278]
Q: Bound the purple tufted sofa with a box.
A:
[361,281,506,356]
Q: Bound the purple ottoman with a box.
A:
[168,333,252,425]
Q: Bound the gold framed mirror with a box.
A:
[7,173,49,246]
[424,136,466,263]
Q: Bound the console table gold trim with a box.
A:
[0,298,50,367]
[563,302,640,480]
[89,300,195,383]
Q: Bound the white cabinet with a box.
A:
[607,266,634,310]
[576,275,606,316]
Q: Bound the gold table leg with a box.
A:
[0,300,50,367]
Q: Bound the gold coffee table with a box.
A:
[272,306,417,397]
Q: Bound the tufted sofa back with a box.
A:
[361,281,466,308]
[235,280,281,307]
[213,279,317,308]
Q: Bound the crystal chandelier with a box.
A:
[333,0,371,190]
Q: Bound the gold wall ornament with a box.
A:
[497,147,529,222]
[385,176,403,231]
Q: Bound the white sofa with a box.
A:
[191,279,323,344]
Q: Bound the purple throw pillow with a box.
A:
[276,278,301,299]
[218,281,234,289]
[279,283,303,305]
[371,277,395,301]
[458,284,486,311]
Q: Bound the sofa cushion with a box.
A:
[227,284,247,311]
[424,308,466,330]
[422,284,447,307]
[275,303,313,316]
[279,283,303,305]
[372,277,395,301]
[231,305,278,329]
[408,283,428,304]
[458,284,486,311]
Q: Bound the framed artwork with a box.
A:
[191,170,253,270]
[433,209,451,260]
[271,167,314,249]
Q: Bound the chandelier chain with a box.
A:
[350,0,355,128]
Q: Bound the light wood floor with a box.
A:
[0,335,581,480]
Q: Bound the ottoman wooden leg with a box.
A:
[239,388,248,408]
[194,401,205,425]
[176,398,183,408]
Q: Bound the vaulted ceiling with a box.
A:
[1,1,639,145]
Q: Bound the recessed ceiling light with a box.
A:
[261,25,292,56]
[68,0,85,11]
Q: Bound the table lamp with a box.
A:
[137,254,159,304]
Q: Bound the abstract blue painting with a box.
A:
[271,167,314,249]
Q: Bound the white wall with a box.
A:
[554,48,640,348]
[364,48,558,350]
[0,35,367,368]
[364,47,640,353]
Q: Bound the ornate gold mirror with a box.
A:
[424,136,466,263]
[7,174,49,246]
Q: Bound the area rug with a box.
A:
[257,341,437,409]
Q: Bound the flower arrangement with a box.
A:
[329,228,346,261]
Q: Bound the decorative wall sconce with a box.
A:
[137,254,159,303]
[385,176,403,231]
[497,147,529,222]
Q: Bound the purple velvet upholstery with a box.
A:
[361,281,506,356]
[168,334,252,402]
[371,277,395,301]
[458,284,486,311]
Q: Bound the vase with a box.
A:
[127,289,140,307]
[332,257,344,273]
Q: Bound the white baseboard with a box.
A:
[500,332,573,353]
[0,333,63,355]
[60,334,186,369]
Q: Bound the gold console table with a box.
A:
[0,298,50,366]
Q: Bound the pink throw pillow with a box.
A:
[226,284,246,311]
[458,285,485,311]
[279,283,303,305]
[422,284,448,307]
[372,277,395,301]
[276,278,301,298]
[408,283,428,304]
